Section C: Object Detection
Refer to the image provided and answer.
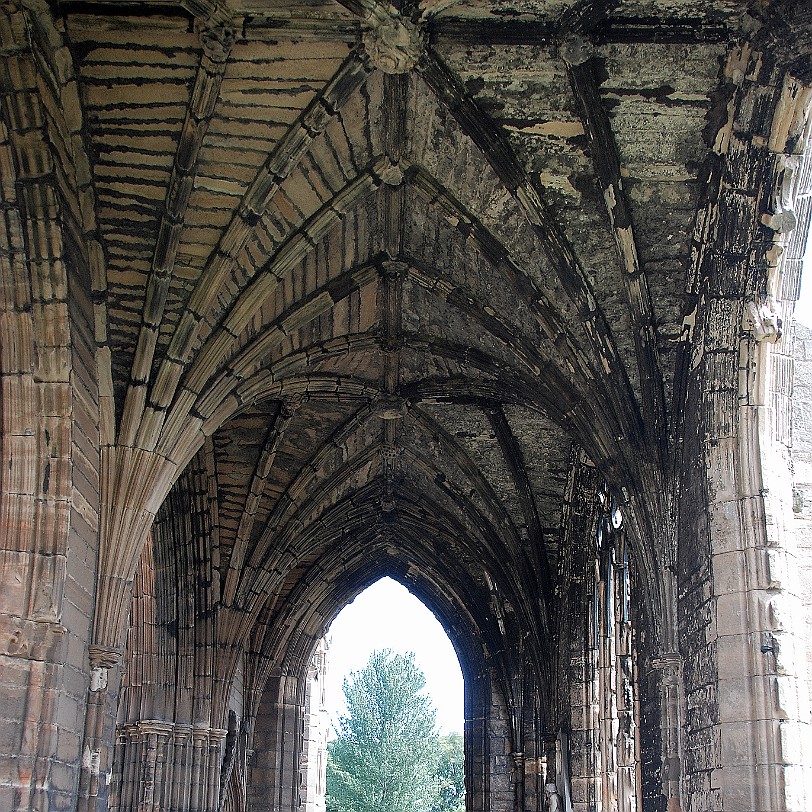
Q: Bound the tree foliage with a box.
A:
[325,650,464,812]
[432,732,465,812]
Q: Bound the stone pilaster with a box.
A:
[0,6,102,812]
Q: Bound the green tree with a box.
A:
[326,650,440,812]
[432,732,465,812]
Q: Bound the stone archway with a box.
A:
[1,3,811,812]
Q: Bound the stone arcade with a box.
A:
[1,1,811,811]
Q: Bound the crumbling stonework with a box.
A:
[0,1,811,811]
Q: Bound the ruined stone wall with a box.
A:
[0,7,103,809]
[790,320,812,714]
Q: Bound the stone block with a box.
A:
[706,437,738,504]
[0,713,21,753]
[685,726,719,773]
[49,761,76,794]
[710,501,746,553]
[716,633,756,680]
[55,727,81,764]
[715,592,747,637]
[712,550,747,595]
[720,719,780,767]
[718,677,762,723]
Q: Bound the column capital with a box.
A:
[652,652,683,682]
[132,720,176,738]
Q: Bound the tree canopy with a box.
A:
[325,649,464,812]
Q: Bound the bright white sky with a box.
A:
[325,577,464,735]
[798,237,812,326]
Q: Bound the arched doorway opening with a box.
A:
[299,576,465,812]
[325,576,464,737]
[243,549,505,812]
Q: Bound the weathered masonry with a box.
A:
[1,1,811,811]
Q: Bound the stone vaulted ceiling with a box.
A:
[38,0,785,664]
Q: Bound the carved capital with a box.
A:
[207,726,228,743]
[363,10,425,75]
[744,298,782,343]
[651,652,683,683]
[132,720,175,738]
[196,20,235,63]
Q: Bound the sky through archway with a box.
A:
[324,577,464,735]
[794,214,812,326]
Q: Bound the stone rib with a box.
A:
[487,405,554,609]
[120,25,233,448]
[222,402,299,606]
[418,48,645,449]
[403,169,638,458]
[566,55,667,469]
[153,165,384,455]
[139,51,372,444]
[236,416,530,641]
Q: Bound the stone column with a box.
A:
[615,647,638,812]
[651,653,683,812]
[300,642,329,812]
[77,646,121,812]
[511,750,525,812]
[110,721,226,812]
[567,632,599,811]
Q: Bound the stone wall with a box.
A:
[790,320,812,714]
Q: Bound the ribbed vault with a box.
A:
[3,1,810,810]
[53,0,730,773]
[66,7,686,657]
